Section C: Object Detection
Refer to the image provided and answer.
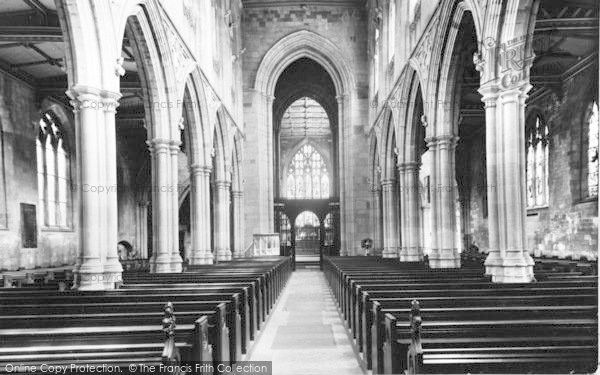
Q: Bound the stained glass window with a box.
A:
[588,101,599,197]
[286,144,329,199]
[526,116,549,208]
[37,112,71,228]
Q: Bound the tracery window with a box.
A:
[526,116,549,208]
[286,144,329,199]
[588,101,599,197]
[37,112,71,228]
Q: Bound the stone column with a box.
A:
[428,135,460,268]
[169,141,183,272]
[136,201,149,259]
[189,165,213,264]
[266,95,275,231]
[214,180,232,261]
[231,190,245,258]
[399,161,424,261]
[370,185,382,253]
[101,95,123,288]
[336,94,349,255]
[68,88,105,290]
[381,179,399,258]
[148,138,172,272]
[480,84,534,282]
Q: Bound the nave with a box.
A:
[247,268,364,375]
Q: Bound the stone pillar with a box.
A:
[370,185,382,253]
[189,165,213,265]
[136,201,149,259]
[336,94,349,255]
[101,95,123,287]
[169,141,183,272]
[214,180,232,261]
[148,138,172,272]
[231,190,245,258]
[68,88,105,290]
[381,179,399,258]
[266,95,275,231]
[480,84,534,282]
[428,135,460,268]
[399,162,424,261]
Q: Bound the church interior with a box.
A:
[0,0,598,374]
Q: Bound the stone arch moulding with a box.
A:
[55,0,107,89]
[182,70,212,168]
[231,132,244,193]
[212,108,232,183]
[380,108,398,182]
[254,30,355,97]
[253,29,356,253]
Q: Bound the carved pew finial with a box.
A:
[162,302,176,338]
[161,302,184,370]
[407,300,423,374]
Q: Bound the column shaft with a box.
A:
[399,162,424,261]
[170,142,183,272]
[481,85,534,282]
[69,90,104,290]
[428,136,460,268]
[381,179,399,258]
[232,191,244,258]
[370,187,382,253]
[102,96,122,287]
[215,180,232,261]
[148,138,172,272]
[190,165,213,264]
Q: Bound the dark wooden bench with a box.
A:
[404,300,597,374]
[0,302,213,375]
[322,256,598,375]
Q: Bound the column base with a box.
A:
[76,260,105,290]
[216,250,232,262]
[399,246,424,262]
[485,250,534,283]
[429,248,460,268]
[382,246,398,258]
[189,251,214,265]
[171,253,184,273]
[150,254,173,273]
[103,259,123,289]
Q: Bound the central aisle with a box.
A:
[246,268,365,375]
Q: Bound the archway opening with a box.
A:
[116,16,151,261]
[294,210,320,260]
[452,11,484,257]
[274,57,340,259]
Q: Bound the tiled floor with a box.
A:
[247,269,365,375]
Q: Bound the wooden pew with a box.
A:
[376,294,597,374]
[404,300,597,374]
[322,256,598,374]
[0,303,213,375]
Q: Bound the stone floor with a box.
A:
[246,269,365,375]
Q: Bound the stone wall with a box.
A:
[0,72,77,270]
[241,2,370,253]
[525,66,598,260]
